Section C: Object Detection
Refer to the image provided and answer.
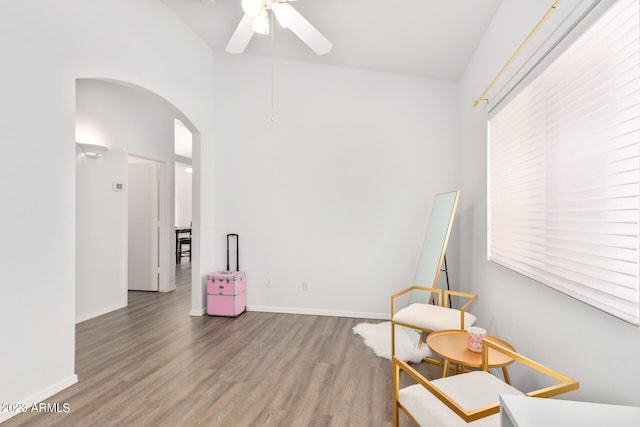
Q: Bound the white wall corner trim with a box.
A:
[161,285,177,293]
[190,307,207,316]
[0,375,78,423]
[76,302,127,324]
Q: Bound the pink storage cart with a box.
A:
[207,234,246,317]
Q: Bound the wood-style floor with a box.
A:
[5,263,438,426]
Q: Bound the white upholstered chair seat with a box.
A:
[393,303,477,331]
[398,371,523,427]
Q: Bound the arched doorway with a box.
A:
[75,78,200,322]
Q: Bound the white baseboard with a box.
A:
[247,305,389,320]
[75,302,126,324]
[189,307,206,316]
[0,374,78,423]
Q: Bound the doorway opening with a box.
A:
[174,119,193,287]
[128,155,162,291]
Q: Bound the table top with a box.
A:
[427,329,515,369]
[500,395,640,427]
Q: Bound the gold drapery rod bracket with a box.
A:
[473,0,560,107]
[473,98,489,107]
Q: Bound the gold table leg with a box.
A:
[502,367,511,385]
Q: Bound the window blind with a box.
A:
[488,0,640,325]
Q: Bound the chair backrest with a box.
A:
[481,339,578,399]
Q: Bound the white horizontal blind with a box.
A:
[488,0,640,325]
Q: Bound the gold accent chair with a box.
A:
[392,338,579,426]
[391,286,477,363]
[391,190,478,363]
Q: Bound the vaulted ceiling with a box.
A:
[161,0,502,80]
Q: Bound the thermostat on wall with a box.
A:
[112,182,125,192]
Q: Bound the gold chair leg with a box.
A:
[392,358,400,427]
[391,326,395,355]
[417,331,428,349]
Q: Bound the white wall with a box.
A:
[0,0,215,421]
[76,148,128,320]
[212,53,460,318]
[458,0,640,406]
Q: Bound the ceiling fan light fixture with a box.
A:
[241,0,262,17]
[272,2,294,28]
[226,0,332,56]
[252,10,270,35]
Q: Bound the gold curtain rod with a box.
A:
[473,0,560,107]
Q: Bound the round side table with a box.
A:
[426,329,515,384]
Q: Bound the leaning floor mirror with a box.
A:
[410,190,460,304]
[391,189,478,360]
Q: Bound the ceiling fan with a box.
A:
[225,0,333,56]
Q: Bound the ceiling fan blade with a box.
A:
[286,6,333,55]
[225,14,255,54]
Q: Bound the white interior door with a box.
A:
[128,160,159,291]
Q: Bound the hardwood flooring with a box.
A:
[5,263,438,426]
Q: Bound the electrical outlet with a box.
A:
[266,277,273,288]
[302,281,310,292]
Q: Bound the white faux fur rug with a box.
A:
[353,322,433,363]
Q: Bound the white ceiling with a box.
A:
[161,0,502,80]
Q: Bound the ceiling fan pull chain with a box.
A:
[270,11,276,124]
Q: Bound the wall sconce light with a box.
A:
[77,142,108,159]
